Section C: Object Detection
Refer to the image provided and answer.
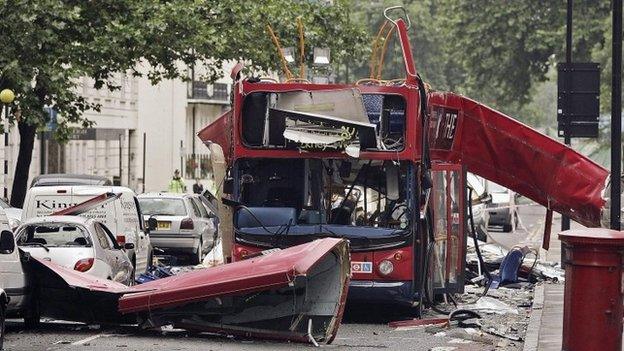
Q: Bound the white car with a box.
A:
[21,185,152,275]
[0,198,22,231]
[15,216,134,285]
[0,208,37,335]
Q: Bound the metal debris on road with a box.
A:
[460,296,519,315]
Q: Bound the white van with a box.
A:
[21,186,152,275]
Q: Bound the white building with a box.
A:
[4,63,234,198]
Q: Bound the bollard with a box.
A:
[559,229,624,351]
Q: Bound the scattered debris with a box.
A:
[466,238,564,283]
[460,296,519,315]
[388,318,448,329]
[384,233,541,350]
[202,238,224,267]
[448,338,472,344]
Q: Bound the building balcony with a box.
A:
[187,81,230,105]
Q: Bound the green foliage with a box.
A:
[439,1,562,108]
[343,1,612,129]
[0,0,616,143]
[0,0,367,141]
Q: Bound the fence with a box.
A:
[184,153,213,179]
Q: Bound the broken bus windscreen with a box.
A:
[233,158,413,251]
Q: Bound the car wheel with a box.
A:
[191,240,202,265]
[24,302,40,330]
[0,302,6,350]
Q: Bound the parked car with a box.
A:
[467,173,490,241]
[486,181,518,232]
[0,198,22,231]
[21,186,152,275]
[30,173,112,188]
[15,216,134,284]
[0,209,39,331]
[138,193,217,264]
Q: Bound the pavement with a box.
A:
[520,208,580,351]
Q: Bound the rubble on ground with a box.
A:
[390,238,561,351]
[466,239,564,282]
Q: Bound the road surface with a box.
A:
[5,200,558,350]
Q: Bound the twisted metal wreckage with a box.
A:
[23,7,612,346]
[28,234,350,345]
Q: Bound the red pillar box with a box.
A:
[559,229,624,351]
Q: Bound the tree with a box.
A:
[0,0,367,207]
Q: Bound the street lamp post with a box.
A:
[0,89,15,201]
[612,0,622,230]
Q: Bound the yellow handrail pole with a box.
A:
[297,17,306,79]
[377,25,396,80]
[266,24,294,80]
[370,21,389,79]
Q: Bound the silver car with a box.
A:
[138,193,216,263]
[486,181,518,232]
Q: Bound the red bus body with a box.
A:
[198,18,609,307]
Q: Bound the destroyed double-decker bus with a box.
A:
[198,12,468,310]
[198,7,611,310]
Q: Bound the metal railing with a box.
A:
[189,81,229,102]
[183,153,213,179]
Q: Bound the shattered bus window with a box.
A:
[241,89,405,152]
[233,158,412,251]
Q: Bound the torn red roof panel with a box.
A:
[428,92,608,227]
[119,238,350,344]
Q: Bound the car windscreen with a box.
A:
[138,198,187,216]
[17,223,90,247]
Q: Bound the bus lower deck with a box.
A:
[228,157,466,306]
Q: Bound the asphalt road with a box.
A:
[4,201,554,351]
